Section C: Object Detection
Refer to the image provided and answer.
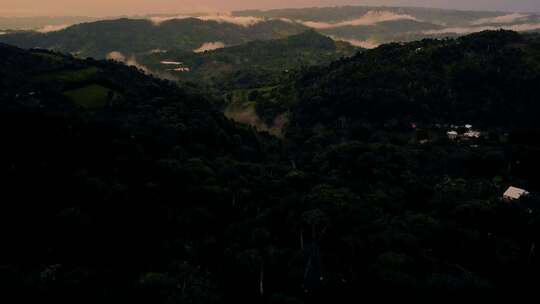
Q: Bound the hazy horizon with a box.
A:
[1,1,540,17]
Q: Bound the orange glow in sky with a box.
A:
[0,0,538,17]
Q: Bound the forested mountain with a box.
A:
[2,30,540,302]
[318,19,444,45]
[3,4,540,68]
[235,6,540,47]
[0,42,283,302]
[0,18,308,58]
[3,5,540,61]
[286,31,540,132]
[138,30,358,90]
[235,6,504,25]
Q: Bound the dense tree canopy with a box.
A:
[139,30,358,92]
[1,31,540,302]
[0,18,308,59]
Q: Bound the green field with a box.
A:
[32,52,64,63]
[63,84,112,109]
[36,67,100,84]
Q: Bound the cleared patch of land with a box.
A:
[63,84,112,109]
[35,67,100,83]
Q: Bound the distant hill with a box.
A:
[235,6,540,46]
[318,19,444,45]
[0,41,274,163]
[276,30,540,142]
[4,6,539,60]
[206,30,540,136]
[0,17,308,58]
[234,6,503,25]
[138,30,358,90]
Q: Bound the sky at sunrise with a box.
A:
[1,0,539,17]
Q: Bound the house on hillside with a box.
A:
[464,130,482,138]
[503,186,529,201]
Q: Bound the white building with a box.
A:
[160,61,183,65]
[447,131,458,140]
[464,130,481,138]
[503,186,529,201]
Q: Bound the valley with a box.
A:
[2,3,540,302]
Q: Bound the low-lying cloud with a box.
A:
[106,51,148,71]
[107,51,179,81]
[225,105,288,137]
[300,11,419,29]
[198,14,263,26]
[424,22,540,35]
[149,13,263,27]
[330,36,379,49]
[147,11,418,29]
[471,13,530,25]
[37,24,70,33]
[194,41,226,53]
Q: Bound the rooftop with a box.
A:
[503,186,529,200]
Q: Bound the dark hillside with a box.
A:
[0,18,308,58]
[2,32,540,302]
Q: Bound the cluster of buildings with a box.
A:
[413,123,485,146]
[447,124,483,141]
[414,124,532,203]
[160,60,191,72]
[443,125,533,203]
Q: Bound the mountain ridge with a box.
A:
[0,17,309,58]
[3,29,540,302]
